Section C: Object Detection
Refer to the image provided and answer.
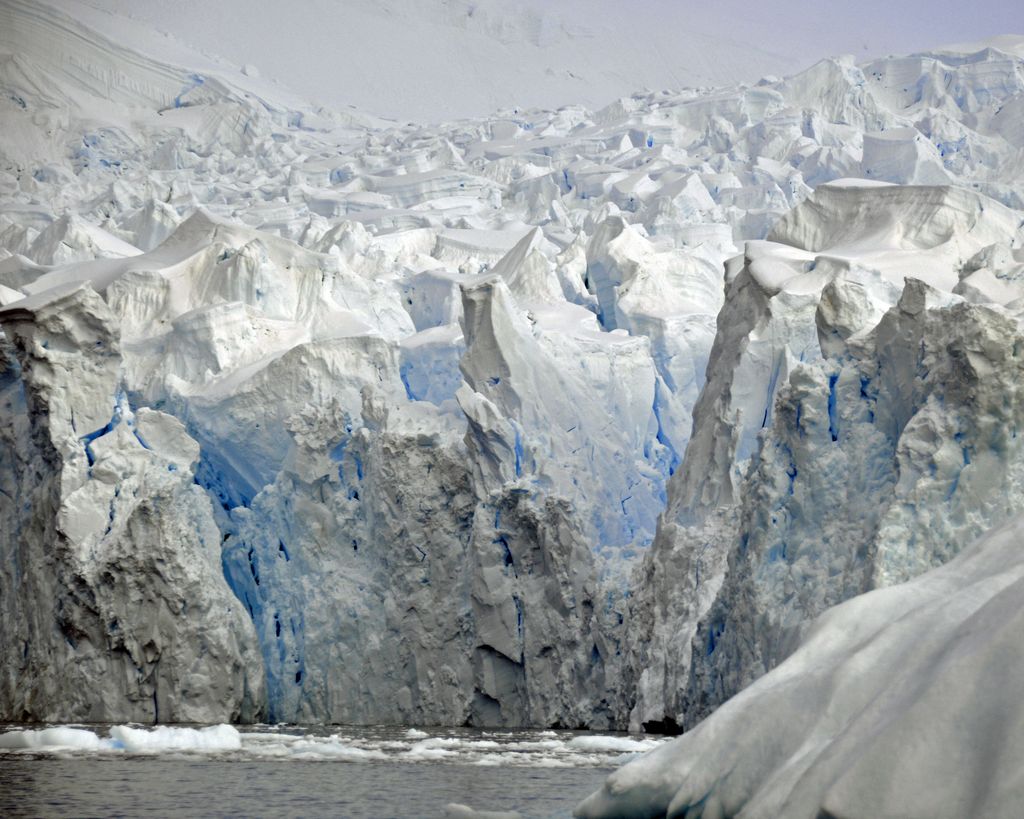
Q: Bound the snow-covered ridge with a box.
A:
[1,0,1023,732]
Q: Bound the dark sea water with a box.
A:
[0,724,661,818]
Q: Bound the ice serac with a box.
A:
[217,262,640,727]
[459,273,668,555]
[686,278,1024,720]
[585,214,724,469]
[577,513,1024,819]
[0,283,264,722]
[226,383,613,727]
[624,180,1024,732]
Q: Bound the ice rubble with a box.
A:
[577,513,1024,819]
[1,0,1023,733]
[0,722,664,768]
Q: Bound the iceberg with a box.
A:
[578,513,1024,818]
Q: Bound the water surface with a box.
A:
[0,724,661,818]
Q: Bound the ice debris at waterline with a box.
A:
[0,724,664,767]
[0,724,243,754]
[576,512,1024,818]
[1,0,1023,733]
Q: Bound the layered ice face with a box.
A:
[624,179,1024,734]
[1,0,1023,734]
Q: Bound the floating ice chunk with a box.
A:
[0,725,244,755]
[566,735,661,753]
[108,724,242,753]
[443,804,523,819]
[286,739,387,761]
[403,737,465,760]
[0,727,106,751]
[578,514,1024,819]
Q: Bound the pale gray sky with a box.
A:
[52,0,1024,120]
[677,0,1022,58]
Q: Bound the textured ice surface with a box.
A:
[1,0,1023,731]
[624,178,1024,733]
[621,177,1024,728]
[0,283,265,723]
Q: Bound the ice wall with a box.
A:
[1,0,1023,727]
[626,181,1024,731]
[0,284,264,722]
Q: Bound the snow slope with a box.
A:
[1,0,1023,731]
[44,0,801,122]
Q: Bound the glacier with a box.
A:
[1,0,1024,777]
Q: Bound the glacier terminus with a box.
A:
[1,1,1023,817]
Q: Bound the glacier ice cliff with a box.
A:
[625,181,1024,731]
[0,283,264,722]
[1,0,1023,733]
